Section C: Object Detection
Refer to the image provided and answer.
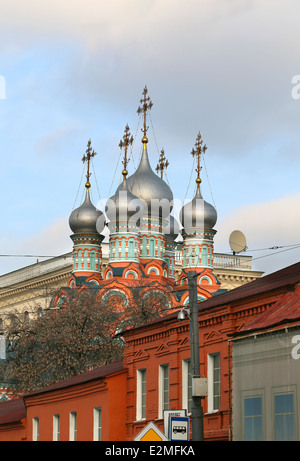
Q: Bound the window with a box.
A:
[201,245,208,266]
[182,359,192,414]
[243,396,263,441]
[53,414,60,441]
[90,250,96,271]
[274,393,295,441]
[93,407,102,441]
[149,238,155,257]
[32,417,39,441]
[207,352,220,412]
[136,369,147,420]
[121,238,126,259]
[128,239,135,258]
[159,364,169,418]
[69,411,77,441]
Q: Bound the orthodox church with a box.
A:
[53,87,223,314]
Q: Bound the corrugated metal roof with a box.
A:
[238,285,300,334]
[196,261,300,311]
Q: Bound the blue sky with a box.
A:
[0,0,299,276]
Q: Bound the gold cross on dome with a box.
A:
[82,139,97,188]
[191,132,207,187]
[119,124,133,179]
[156,148,169,179]
[137,86,153,144]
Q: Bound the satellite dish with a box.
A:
[229,230,247,254]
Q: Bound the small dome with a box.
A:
[69,188,105,235]
[163,215,180,242]
[105,178,144,225]
[126,146,173,219]
[179,186,217,232]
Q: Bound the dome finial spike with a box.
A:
[119,124,133,180]
[82,139,97,189]
[137,86,153,146]
[191,132,207,190]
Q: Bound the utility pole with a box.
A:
[187,271,204,441]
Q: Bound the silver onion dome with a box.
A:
[179,186,217,232]
[69,188,105,235]
[105,178,144,225]
[163,215,180,242]
[126,146,173,219]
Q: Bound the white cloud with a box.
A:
[214,193,300,274]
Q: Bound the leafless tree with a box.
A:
[0,290,123,394]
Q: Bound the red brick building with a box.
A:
[1,261,299,441]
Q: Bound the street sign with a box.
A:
[169,416,189,441]
[163,409,187,436]
[134,422,168,441]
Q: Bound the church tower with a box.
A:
[177,133,221,302]
[104,125,144,281]
[126,87,173,279]
[68,140,105,287]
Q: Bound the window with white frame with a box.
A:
[53,414,60,441]
[93,407,102,441]
[207,352,220,412]
[32,417,39,441]
[158,363,169,419]
[136,368,147,420]
[182,358,192,414]
[69,411,77,441]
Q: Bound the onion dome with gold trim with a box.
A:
[69,187,105,235]
[179,132,217,232]
[105,124,145,225]
[69,140,105,235]
[179,186,217,232]
[126,146,173,219]
[126,87,173,219]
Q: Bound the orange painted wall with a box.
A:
[25,370,127,441]
[0,420,26,441]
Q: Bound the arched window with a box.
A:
[115,239,120,259]
[149,237,155,257]
[188,245,193,266]
[78,250,82,269]
[83,249,89,270]
[24,311,30,327]
[121,238,126,259]
[128,239,135,258]
[202,245,208,266]
[142,236,147,256]
[90,249,96,270]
